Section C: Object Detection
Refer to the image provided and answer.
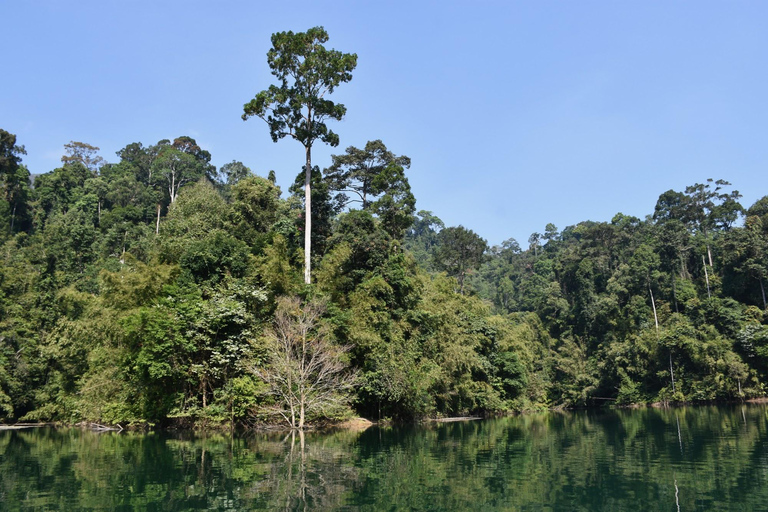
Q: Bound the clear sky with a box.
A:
[2,1,767,246]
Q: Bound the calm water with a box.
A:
[2,405,768,511]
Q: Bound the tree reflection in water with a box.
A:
[2,405,768,510]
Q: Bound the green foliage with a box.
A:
[1,121,766,429]
[256,234,303,297]
[242,27,357,149]
[405,210,445,271]
[325,210,393,295]
[229,175,283,251]
[0,129,31,236]
[433,226,487,294]
[325,140,416,238]
[180,230,251,284]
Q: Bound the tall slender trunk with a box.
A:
[650,286,659,332]
[121,231,127,265]
[304,145,312,284]
[170,172,177,203]
[9,204,15,232]
[703,255,711,299]
[155,204,161,235]
[760,278,767,309]
[669,352,676,394]
[707,244,714,268]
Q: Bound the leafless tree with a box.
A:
[254,296,356,429]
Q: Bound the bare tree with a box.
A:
[254,296,356,429]
[61,141,104,173]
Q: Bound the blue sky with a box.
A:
[2,1,767,246]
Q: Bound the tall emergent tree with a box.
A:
[243,26,357,284]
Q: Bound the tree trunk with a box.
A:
[155,203,161,235]
[679,253,689,280]
[760,277,767,310]
[669,351,676,394]
[650,286,659,332]
[703,255,711,299]
[9,203,15,232]
[121,231,127,265]
[170,172,177,203]
[304,145,312,284]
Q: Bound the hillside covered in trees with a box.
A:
[1,125,767,428]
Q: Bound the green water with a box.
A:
[2,405,768,511]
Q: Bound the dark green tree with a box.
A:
[152,137,212,204]
[368,162,416,239]
[0,129,31,234]
[434,226,488,294]
[405,210,444,270]
[325,140,416,238]
[724,215,768,308]
[325,139,411,209]
[218,160,252,187]
[747,195,768,226]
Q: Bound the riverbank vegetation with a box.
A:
[1,27,767,429]
[1,125,766,428]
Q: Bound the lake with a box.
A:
[2,404,767,511]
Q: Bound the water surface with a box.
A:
[2,405,767,510]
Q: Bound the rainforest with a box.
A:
[1,124,767,429]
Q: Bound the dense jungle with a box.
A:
[1,124,767,429]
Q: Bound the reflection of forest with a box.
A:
[1,405,767,510]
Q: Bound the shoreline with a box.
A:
[3,399,766,432]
